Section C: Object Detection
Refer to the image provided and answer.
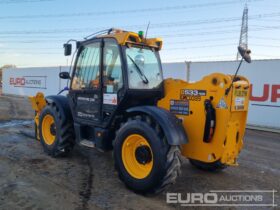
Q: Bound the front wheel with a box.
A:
[39,103,75,157]
[114,116,182,194]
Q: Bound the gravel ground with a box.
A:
[0,95,279,210]
[0,94,33,121]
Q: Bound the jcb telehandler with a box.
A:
[29,28,251,194]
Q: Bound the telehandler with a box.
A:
[29,28,251,194]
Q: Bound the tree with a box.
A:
[0,65,16,87]
[0,64,16,70]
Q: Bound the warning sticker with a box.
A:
[234,97,245,110]
[103,93,117,105]
[170,100,189,115]
[216,97,228,109]
[180,89,207,101]
[235,97,245,106]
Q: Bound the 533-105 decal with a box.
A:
[180,89,207,101]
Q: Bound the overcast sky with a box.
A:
[0,0,279,67]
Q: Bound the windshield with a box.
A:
[126,46,163,89]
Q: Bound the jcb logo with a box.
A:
[250,84,280,103]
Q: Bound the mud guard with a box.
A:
[126,106,188,145]
[45,95,73,121]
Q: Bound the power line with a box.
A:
[164,43,236,51]
[0,23,276,39]
[0,25,279,43]
[0,12,279,36]
[253,44,280,48]
[0,0,54,4]
[0,0,264,19]
[251,36,280,41]
[0,51,60,55]
[163,54,235,61]
[152,27,280,38]
[7,42,279,52]
[0,24,243,38]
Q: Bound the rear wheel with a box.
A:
[39,103,75,157]
[189,159,227,171]
[114,115,182,194]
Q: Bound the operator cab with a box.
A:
[62,29,164,130]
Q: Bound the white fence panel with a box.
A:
[2,60,279,130]
[188,60,280,130]
[3,67,68,96]
[162,62,187,80]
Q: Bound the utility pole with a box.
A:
[236,4,248,60]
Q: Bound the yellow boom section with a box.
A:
[28,92,47,140]
[157,73,250,166]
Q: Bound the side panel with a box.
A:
[126,106,188,145]
[157,73,250,165]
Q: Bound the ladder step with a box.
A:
[80,139,95,148]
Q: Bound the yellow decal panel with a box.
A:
[232,88,249,111]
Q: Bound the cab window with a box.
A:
[72,42,100,90]
[103,40,123,93]
[126,46,163,89]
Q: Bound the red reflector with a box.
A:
[209,128,214,140]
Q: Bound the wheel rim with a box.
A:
[122,134,153,179]
[42,114,56,145]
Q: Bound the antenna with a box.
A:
[144,21,150,40]
[236,4,248,60]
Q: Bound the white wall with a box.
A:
[162,62,187,80]
[3,67,68,96]
[2,60,280,130]
[187,60,280,130]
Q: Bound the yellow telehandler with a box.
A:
[29,28,251,194]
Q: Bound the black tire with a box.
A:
[34,111,39,140]
[39,103,75,157]
[114,115,182,194]
[189,159,227,171]
[35,122,38,140]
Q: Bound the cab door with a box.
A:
[101,39,124,124]
[68,41,102,125]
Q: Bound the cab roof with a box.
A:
[90,28,163,50]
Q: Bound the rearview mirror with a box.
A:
[59,71,70,79]
[238,46,251,63]
[63,43,72,56]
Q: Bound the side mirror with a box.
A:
[238,46,251,63]
[63,43,72,56]
[59,71,70,79]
